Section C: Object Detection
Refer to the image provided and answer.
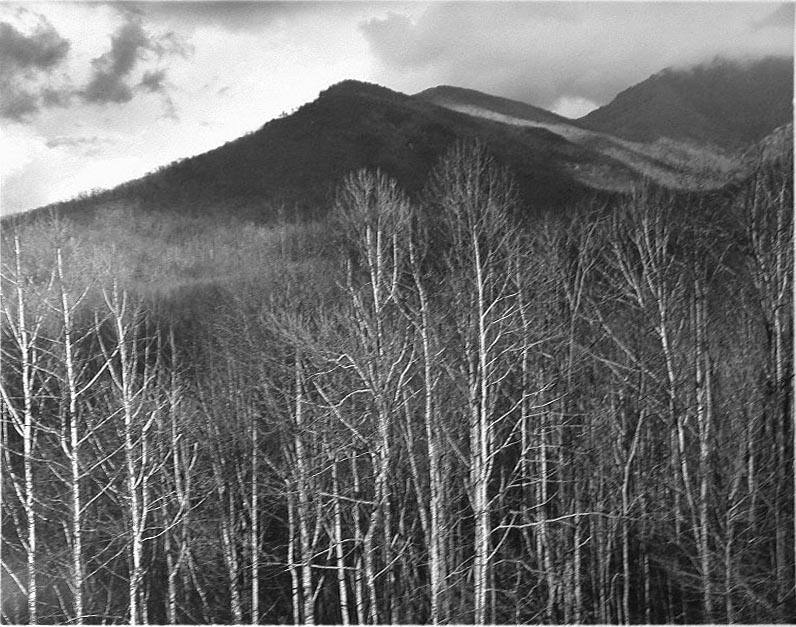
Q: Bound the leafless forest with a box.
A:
[1,143,793,624]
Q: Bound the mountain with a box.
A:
[414,85,742,190]
[415,85,575,127]
[11,56,790,227]
[579,56,794,150]
[741,122,794,167]
[15,81,644,225]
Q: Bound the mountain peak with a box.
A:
[416,85,492,99]
[319,79,400,100]
[13,56,789,226]
[27,76,615,225]
[579,55,793,150]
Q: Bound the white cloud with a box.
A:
[551,95,599,119]
[362,2,794,109]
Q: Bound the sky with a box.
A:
[0,1,793,216]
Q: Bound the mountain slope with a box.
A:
[22,80,637,224]
[415,85,741,189]
[416,85,576,126]
[15,55,789,227]
[579,56,794,150]
[741,122,794,166]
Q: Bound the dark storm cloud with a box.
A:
[1,88,38,120]
[83,17,149,103]
[0,15,70,120]
[82,13,189,105]
[41,86,71,107]
[361,2,795,111]
[1,7,189,120]
[1,80,73,120]
[0,19,69,69]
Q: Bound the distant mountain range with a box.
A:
[12,55,793,225]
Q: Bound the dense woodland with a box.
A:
[1,142,793,624]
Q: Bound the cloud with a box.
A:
[0,82,72,121]
[140,68,166,93]
[44,134,117,157]
[0,18,69,69]
[83,17,150,103]
[45,135,113,149]
[121,1,365,34]
[0,7,189,121]
[0,15,71,120]
[361,3,795,110]
[1,89,38,120]
[137,70,180,120]
[160,94,178,121]
[753,3,795,30]
[551,96,599,119]
[360,12,445,70]
[81,11,190,118]
[41,86,71,107]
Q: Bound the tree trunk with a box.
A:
[56,248,86,624]
[694,279,713,622]
[351,454,366,625]
[293,355,314,625]
[331,456,350,625]
[287,491,301,625]
[251,408,260,625]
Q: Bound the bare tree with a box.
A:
[0,234,56,624]
[96,284,160,623]
[402,218,448,624]
[738,159,794,616]
[429,141,522,623]
[333,169,413,622]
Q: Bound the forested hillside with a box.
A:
[1,141,793,624]
[8,80,665,228]
[579,56,793,150]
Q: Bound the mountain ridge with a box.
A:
[6,55,791,225]
[10,79,634,225]
[415,85,577,126]
[414,85,743,190]
[578,55,793,149]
